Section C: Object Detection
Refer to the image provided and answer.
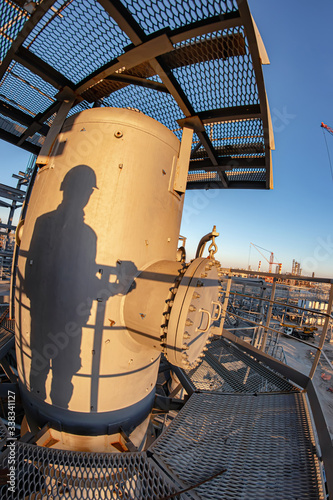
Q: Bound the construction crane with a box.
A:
[321,122,333,182]
[250,242,282,273]
[321,122,333,135]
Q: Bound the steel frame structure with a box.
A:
[0,0,274,190]
[0,286,331,498]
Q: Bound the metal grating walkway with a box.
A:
[0,340,326,499]
[184,338,299,394]
[0,417,8,449]
[149,392,325,500]
[0,442,193,500]
[0,327,14,359]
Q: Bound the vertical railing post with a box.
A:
[308,282,333,379]
[282,288,289,324]
[218,275,232,334]
[252,281,266,348]
[261,278,277,352]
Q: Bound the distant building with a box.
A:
[292,259,302,276]
[298,299,328,326]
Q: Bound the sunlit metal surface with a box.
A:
[150,392,325,499]
[184,337,300,393]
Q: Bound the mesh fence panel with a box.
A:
[225,167,266,182]
[0,417,9,447]
[150,392,324,500]
[208,118,264,149]
[186,171,220,184]
[0,110,44,147]
[0,318,15,334]
[191,142,264,160]
[103,86,185,135]
[26,130,45,147]
[187,117,266,184]
[170,27,257,112]
[187,169,266,185]
[122,0,238,35]
[23,0,131,84]
[0,62,56,115]
[0,0,29,62]
[67,101,94,118]
[0,0,271,187]
[0,113,26,137]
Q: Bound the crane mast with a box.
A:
[250,242,282,274]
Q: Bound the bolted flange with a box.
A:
[164,257,220,369]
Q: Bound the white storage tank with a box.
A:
[15,108,221,451]
[15,108,183,445]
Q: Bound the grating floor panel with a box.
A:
[0,328,13,349]
[0,327,14,358]
[0,417,8,449]
[0,442,192,499]
[149,392,324,499]
[184,338,299,394]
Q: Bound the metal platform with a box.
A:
[0,308,14,358]
[184,337,300,394]
[0,335,328,499]
[0,327,14,359]
[0,392,325,499]
[150,392,325,500]
[0,293,330,498]
[0,417,9,449]
[0,0,274,190]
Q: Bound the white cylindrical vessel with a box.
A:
[15,108,183,440]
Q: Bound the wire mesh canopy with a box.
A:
[0,0,274,190]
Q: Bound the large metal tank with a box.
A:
[15,109,184,440]
[15,107,220,451]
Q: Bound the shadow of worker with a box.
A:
[26,165,99,409]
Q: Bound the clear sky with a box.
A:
[181,0,333,278]
[0,0,332,277]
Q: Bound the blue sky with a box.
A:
[0,0,333,277]
[181,0,333,277]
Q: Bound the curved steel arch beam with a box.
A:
[0,0,58,80]
[236,0,275,189]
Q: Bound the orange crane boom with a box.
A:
[321,122,333,135]
[321,122,333,182]
[250,242,282,273]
